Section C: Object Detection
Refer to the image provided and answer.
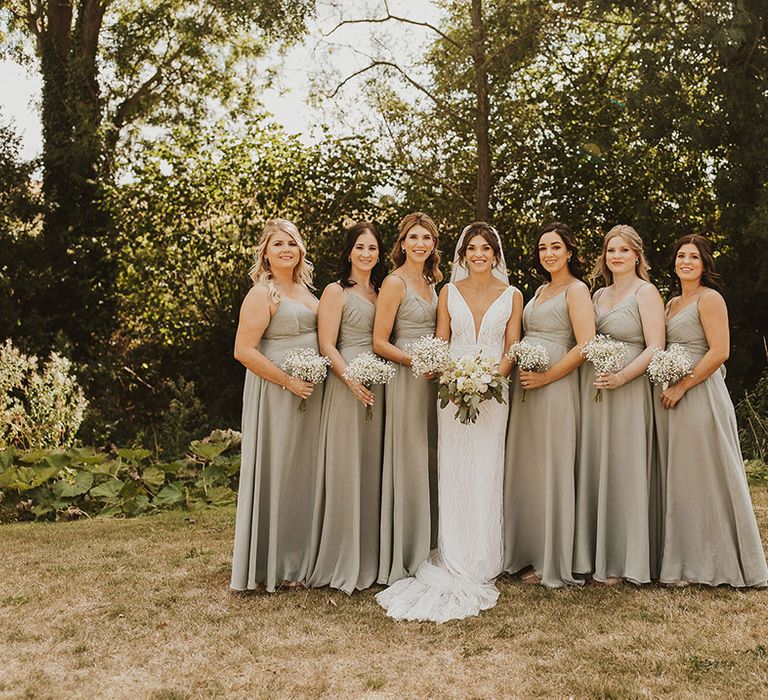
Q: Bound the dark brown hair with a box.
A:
[456,222,504,273]
[671,234,723,292]
[337,221,387,292]
[532,222,585,281]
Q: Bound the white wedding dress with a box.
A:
[376,283,514,622]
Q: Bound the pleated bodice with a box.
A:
[259,296,318,361]
[666,302,710,362]
[392,288,438,347]
[523,288,576,363]
[337,292,376,359]
[595,289,646,362]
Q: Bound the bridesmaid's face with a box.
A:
[464,234,495,275]
[402,224,435,264]
[538,232,569,275]
[675,243,704,284]
[264,231,301,272]
[605,235,638,277]
[350,231,379,274]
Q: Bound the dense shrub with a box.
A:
[0,339,88,449]
[0,429,240,523]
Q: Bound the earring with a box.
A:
[635,259,639,265]
[567,255,572,262]
[401,248,405,254]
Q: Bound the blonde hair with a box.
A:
[389,212,443,284]
[249,218,314,302]
[590,224,651,287]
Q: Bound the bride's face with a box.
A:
[464,234,496,275]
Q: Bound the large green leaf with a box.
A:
[0,466,60,491]
[153,481,186,507]
[141,466,166,491]
[122,494,150,516]
[0,448,14,469]
[89,478,125,502]
[116,448,151,463]
[206,486,237,507]
[52,471,94,498]
[44,452,72,470]
[189,441,228,461]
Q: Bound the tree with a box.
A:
[0,0,314,355]
[97,119,393,438]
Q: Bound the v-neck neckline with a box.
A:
[451,283,509,343]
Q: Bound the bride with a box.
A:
[376,222,523,622]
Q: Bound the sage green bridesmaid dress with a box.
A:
[654,299,768,587]
[503,286,582,588]
[378,284,439,585]
[574,286,654,584]
[231,296,324,592]
[307,291,385,593]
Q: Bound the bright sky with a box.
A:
[0,0,442,160]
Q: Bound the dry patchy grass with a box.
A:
[1,488,768,699]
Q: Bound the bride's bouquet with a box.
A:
[647,343,693,390]
[580,334,627,402]
[408,335,452,378]
[281,348,331,412]
[505,340,550,402]
[342,352,396,422]
[438,352,506,425]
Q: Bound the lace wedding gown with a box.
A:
[376,283,514,622]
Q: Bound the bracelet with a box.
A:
[281,372,288,390]
[400,350,406,365]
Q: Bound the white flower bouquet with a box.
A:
[505,340,550,402]
[408,335,452,378]
[580,334,628,402]
[438,352,506,425]
[342,352,396,421]
[647,343,693,389]
[281,348,331,412]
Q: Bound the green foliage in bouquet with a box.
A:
[0,429,241,523]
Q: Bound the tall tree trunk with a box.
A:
[39,0,75,344]
[470,0,491,221]
[36,0,114,355]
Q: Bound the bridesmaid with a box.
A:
[374,212,442,584]
[503,222,595,588]
[231,218,323,593]
[307,221,388,593]
[654,234,767,587]
[574,224,665,585]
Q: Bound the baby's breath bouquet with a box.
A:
[580,334,628,402]
[342,352,396,421]
[438,352,506,425]
[505,340,550,402]
[281,348,331,412]
[408,335,452,378]
[647,344,693,390]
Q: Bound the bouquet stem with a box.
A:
[364,405,373,422]
[298,397,308,413]
[520,389,528,403]
[593,388,602,403]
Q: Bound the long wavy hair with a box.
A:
[589,224,651,288]
[337,221,387,292]
[249,218,314,303]
[532,221,586,282]
[671,233,723,292]
[389,212,443,284]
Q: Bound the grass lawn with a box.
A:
[2,487,768,699]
